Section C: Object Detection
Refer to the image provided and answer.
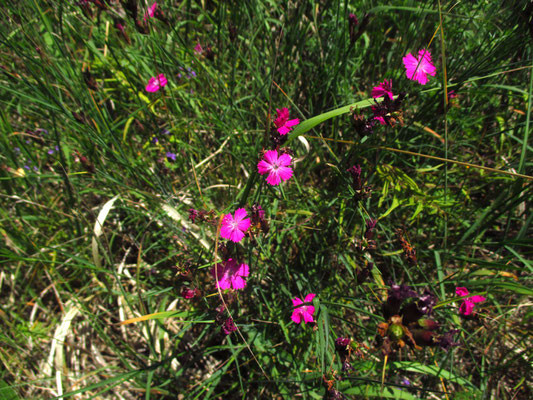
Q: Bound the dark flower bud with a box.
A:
[335,337,352,352]
[364,218,377,239]
[222,317,238,335]
[417,318,440,330]
[411,329,436,347]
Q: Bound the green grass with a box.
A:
[0,1,531,399]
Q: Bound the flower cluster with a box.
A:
[378,283,458,354]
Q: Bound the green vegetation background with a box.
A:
[0,1,531,399]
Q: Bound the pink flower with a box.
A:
[194,42,203,54]
[456,287,486,316]
[291,293,316,324]
[145,73,167,92]
[402,49,436,85]
[257,150,293,186]
[144,2,157,21]
[220,208,251,242]
[211,258,250,290]
[274,108,300,135]
[371,79,394,100]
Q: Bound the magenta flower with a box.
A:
[194,42,203,54]
[372,79,394,100]
[456,287,486,316]
[220,208,251,242]
[402,49,436,85]
[291,293,316,324]
[144,2,157,21]
[211,258,250,290]
[257,150,293,186]
[146,73,167,92]
[274,108,300,135]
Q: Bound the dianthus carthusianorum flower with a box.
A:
[291,293,316,324]
[372,79,394,100]
[257,150,293,186]
[220,208,251,242]
[211,258,250,290]
[146,73,167,92]
[403,49,436,85]
[274,108,299,135]
[456,287,486,316]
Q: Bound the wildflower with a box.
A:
[143,2,157,21]
[257,149,293,186]
[194,42,203,54]
[211,258,250,290]
[348,13,358,43]
[188,208,198,223]
[273,108,300,135]
[372,79,394,100]
[291,293,316,324]
[220,208,251,242]
[222,317,238,335]
[403,49,436,85]
[456,287,486,316]
[47,146,59,155]
[166,151,176,161]
[145,73,167,92]
[151,136,158,144]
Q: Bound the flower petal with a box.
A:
[277,166,293,182]
[292,297,303,307]
[266,172,281,185]
[302,310,314,324]
[455,287,469,297]
[277,153,292,167]
[257,160,271,175]
[291,311,303,324]
[470,295,486,304]
[233,208,248,222]
[263,150,279,165]
[228,228,245,242]
[304,293,316,303]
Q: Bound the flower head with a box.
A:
[257,150,293,186]
[194,42,203,54]
[220,208,251,242]
[372,79,394,100]
[274,108,300,135]
[146,73,167,92]
[166,151,176,161]
[403,49,436,85]
[456,287,486,316]
[222,317,238,335]
[143,2,157,21]
[291,293,316,324]
[211,258,250,290]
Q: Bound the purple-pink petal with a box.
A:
[470,295,486,303]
